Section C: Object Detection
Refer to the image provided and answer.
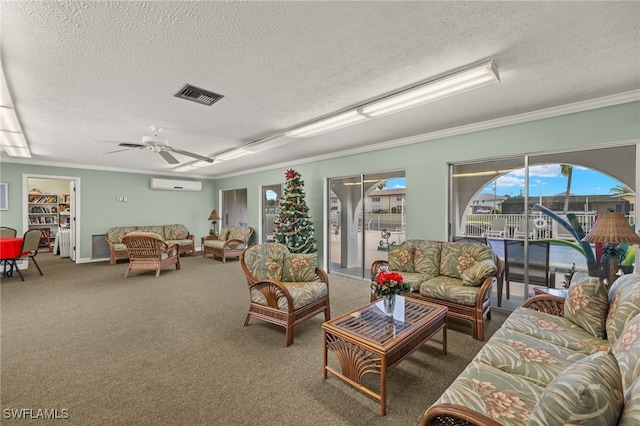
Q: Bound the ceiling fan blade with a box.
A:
[103,148,135,154]
[168,147,214,163]
[158,150,180,164]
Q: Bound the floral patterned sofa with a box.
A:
[371,240,502,340]
[422,272,640,426]
[106,224,195,265]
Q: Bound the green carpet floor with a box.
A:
[1,252,506,425]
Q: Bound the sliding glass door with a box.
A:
[449,144,637,310]
[327,170,406,279]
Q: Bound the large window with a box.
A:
[449,144,637,310]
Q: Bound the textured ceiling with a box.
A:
[1,1,639,178]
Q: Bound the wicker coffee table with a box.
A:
[322,296,447,415]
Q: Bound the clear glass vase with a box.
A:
[383,295,396,318]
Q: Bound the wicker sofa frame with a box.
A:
[371,248,502,341]
[106,224,195,265]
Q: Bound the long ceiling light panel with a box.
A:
[359,61,499,117]
[287,61,499,139]
[0,64,31,158]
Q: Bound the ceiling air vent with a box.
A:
[174,84,224,106]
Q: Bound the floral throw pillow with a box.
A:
[387,243,414,273]
[461,259,497,287]
[564,274,609,339]
[282,253,317,282]
[529,350,624,426]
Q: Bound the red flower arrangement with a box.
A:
[371,271,409,299]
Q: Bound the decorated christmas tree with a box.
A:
[274,169,317,254]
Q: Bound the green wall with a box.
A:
[1,101,638,264]
[215,102,640,263]
[0,164,216,260]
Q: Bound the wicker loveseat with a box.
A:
[422,272,640,426]
[203,225,254,263]
[106,224,195,265]
[371,240,502,340]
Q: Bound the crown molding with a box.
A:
[215,91,640,179]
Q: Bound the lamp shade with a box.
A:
[208,210,220,221]
[582,212,640,244]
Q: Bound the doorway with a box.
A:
[23,174,79,262]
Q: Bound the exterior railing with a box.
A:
[463,212,603,240]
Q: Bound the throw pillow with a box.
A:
[529,350,624,426]
[218,229,230,241]
[461,259,497,287]
[564,274,609,339]
[388,243,414,273]
[125,231,163,240]
[440,242,494,279]
[612,314,640,391]
[413,240,441,277]
[282,253,318,282]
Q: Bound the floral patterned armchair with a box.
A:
[203,226,254,263]
[239,243,330,346]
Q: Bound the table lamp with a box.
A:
[582,212,640,284]
[208,210,221,235]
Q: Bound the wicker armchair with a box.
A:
[121,233,181,278]
[203,226,254,263]
[239,243,330,346]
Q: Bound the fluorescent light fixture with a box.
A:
[215,148,253,161]
[174,160,211,172]
[0,106,21,132]
[0,64,31,158]
[286,110,368,139]
[359,61,499,118]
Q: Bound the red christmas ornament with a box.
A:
[285,169,297,180]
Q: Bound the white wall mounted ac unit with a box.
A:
[150,178,202,192]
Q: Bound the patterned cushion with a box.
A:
[163,224,189,240]
[503,307,610,355]
[413,240,441,276]
[218,228,230,241]
[137,225,165,237]
[612,314,640,391]
[392,271,430,292]
[439,242,494,279]
[241,243,289,281]
[434,361,543,425]
[250,280,327,310]
[607,273,640,346]
[461,258,497,287]
[564,273,609,338]
[529,351,624,426]
[619,376,640,426]
[113,243,127,252]
[228,226,252,241]
[387,242,414,272]
[419,276,481,306]
[476,327,587,387]
[282,253,317,282]
[107,226,137,244]
[125,230,163,240]
[203,239,226,250]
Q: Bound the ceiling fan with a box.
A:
[93,126,214,165]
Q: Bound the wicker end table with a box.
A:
[322,296,448,415]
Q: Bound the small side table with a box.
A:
[534,287,568,298]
